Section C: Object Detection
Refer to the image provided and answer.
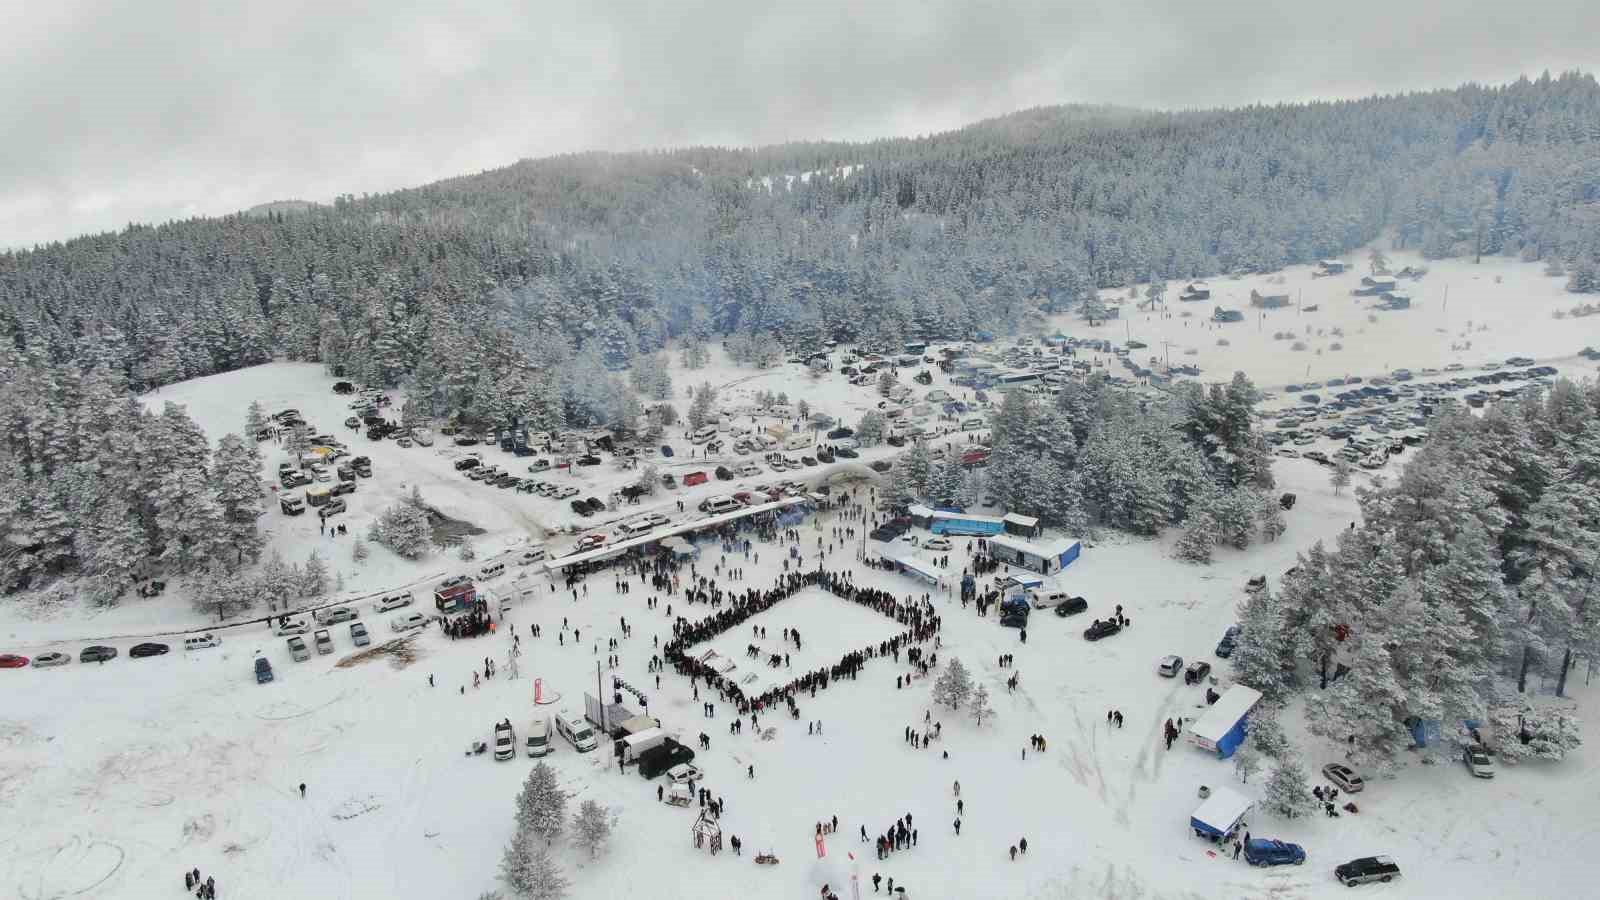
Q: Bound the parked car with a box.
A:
[320,497,348,517]
[350,622,371,647]
[313,629,334,655]
[571,499,593,516]
[1215,625,1241,658]
[1083,620,1122,641]
[275,619,311,636]
[923,537,952,552]
[1184,660,1212,684]
[80,645,118,663]
[0,653,28,668]
[1463,745,1495,778]
[391,612,428,633]
[1322,762,1365,793]
[1334,856,1400,887]
[1157,655,1183,678]
[666,763,703,784]
[184,634,220,651]
[1051,597,1089,617]
[31,651,70,668]
[1243,839,1306,867]
[375,593,413,612]
[453,457,482,471]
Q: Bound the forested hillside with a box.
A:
[5,72,1600,598]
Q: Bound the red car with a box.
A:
[577,534,607,551]
[0,654,30,668]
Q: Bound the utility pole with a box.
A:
[596,660,607,735]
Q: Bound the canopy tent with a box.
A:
[887,554,942,586]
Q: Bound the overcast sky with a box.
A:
[3,0,1594,248]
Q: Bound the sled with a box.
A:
[754,852,779,866]
[465,740,487,757]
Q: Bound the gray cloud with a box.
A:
[2,0,1594,247]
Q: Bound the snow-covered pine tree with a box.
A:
[970,683,994,726]
[244,400,268,442]
[1306,624,1412,769]
[1247,711,1291,761]
[1233,745,1262,783]
[855,412,887,446]
[369,501,433,559]
[515,761,571,846]
[932,657,973,709]
[1175,512,1216,563]
[211,432,265,567]
[1256,492,1287,542]
[1231,587,1293,700]
[1262,757,1316,818]
[301,550,329,597]
[571,798,615,859]
[1330,457,1353,495]
[522,843,570,900]
[876,371,896,397]
[153,469,226,574]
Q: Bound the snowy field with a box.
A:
[3,252,1599,899]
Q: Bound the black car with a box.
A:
[577,455,601,467]
[835,447,859,459]
[869,460,892,472]
[1215,625,1241,658]
[584,497,606,513]
[715,466,733,480]
[330,480,357,496]
[130,642,170,658]
[827,427,855,440]
[1184,660,1212,684]
[1334,856,1401,887]
[454,458,481,471]
[1083,619,1122,641]
[1000,612,1028,628]
[637,738,696,779]
[571,500,593,516]
[1052,597,1089,617]
[80,645,118,663]
[453,434,479,446]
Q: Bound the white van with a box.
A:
[478,561,507,581]
[375,593,413,612]
[961,418,984,431]
[699,496,741,515]
[517,544,547,565]
[691,426,718,445]
[615,520,653,539]
[525,718,553,757]
[555,711,598,752]
[783,433,813,451]
[184,633,220,652]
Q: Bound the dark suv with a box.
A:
[1334,856,1400,887]
[1083,619,1122,641]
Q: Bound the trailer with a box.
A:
[434,582,478,613]
[1187,684,1263,758]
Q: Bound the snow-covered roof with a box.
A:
[1191,786,1253,834]
[543,497,805,572]
[986,533,1080,560]
[1002,513,1039,528]
[907,504,936,518]
[1189,685,1263,744]
[886,554,942,584]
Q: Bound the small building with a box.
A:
[984,534,1082,575]
[1317,259,1347,274]
[1002,513,1042,539]
[1178,281,1211,301]
[1249,290,1290,309]
[1187,684,1263,758]
[434,582,478,613]
[1380,292,1411,310]
[1212,307,1244,323]
[1353,275,1397,297]
[661,536,699,561]
[1190,786,1253,843]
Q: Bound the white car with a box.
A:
[1157,655,1183,678]
[30,651,70,668]
[898,534,920,547]
[1463,745,1495,779]
[666,763,703,784]
[923,537,952,552]
[555,486,580,499]
[390,612,428,633]
[274,619,311,636]
[645,512,672,527]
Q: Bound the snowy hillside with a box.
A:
[4,257,1600,900]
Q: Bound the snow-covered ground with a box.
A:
[3,253,1598,899]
